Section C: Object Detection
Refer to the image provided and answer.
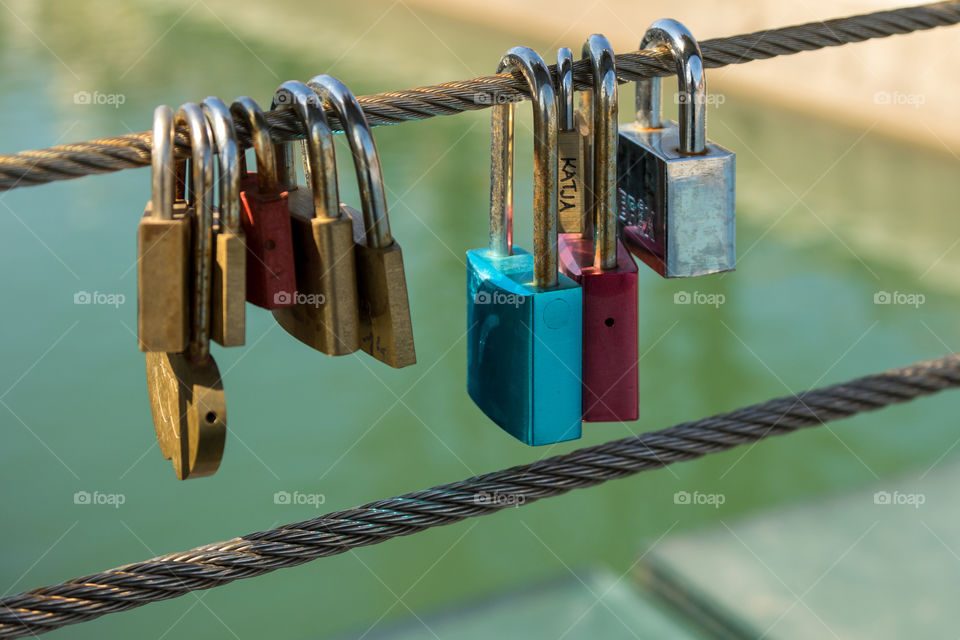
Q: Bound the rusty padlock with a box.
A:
[307,74,416,368]
[137,105,190,353]
[558,34,639,423]
[202,96,246,347]
[146,102,226,481]
[270,80,360,356]
[230,96,297,309]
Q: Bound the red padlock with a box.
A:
[230,97,297,309]
[559,35,639,422]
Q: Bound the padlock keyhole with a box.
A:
[205,412,217,424]
[604,317,615,328]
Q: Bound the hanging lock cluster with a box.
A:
[136,76,416,480]
[467,21,736,446]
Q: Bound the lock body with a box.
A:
[467,247,582,445]
[137,201,191,353]
[617,121,735,278]
[556,112,589,234]
[273,189,360,355]
[240,172,297,309]
[211,222,246,347]
[558,235,638,422]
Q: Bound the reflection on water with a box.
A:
[0,1,958,637]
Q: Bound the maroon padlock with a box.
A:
[559,35,639,423]
[229,97,297,310]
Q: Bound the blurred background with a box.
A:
[0,0,959,638]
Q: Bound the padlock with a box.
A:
[270,80,360,356]
[307,74,416,368]
[145,102,226,481]
[556,47,589,234]
[466,46,582,446]
[202,96,246,347]
[137,105,190,353]
[230,97,298,309]
[559,34,639,423]
[617,19,735,278]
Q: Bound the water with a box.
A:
[1,1,959,638]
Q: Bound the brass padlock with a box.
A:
[271,80,360,356]
[137,105,190,353]
[146,102,226,481]
[202,96,246,347]
[556,47,589,234]
[307,74,416,369]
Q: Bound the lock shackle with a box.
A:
[229,97,282,194]
[200,97,240,234]
[557,48,574,132]
[271,81,340,221]
[151,105,175,220]
[582,34,619,270]
[635,19,706,155]
[175,103,214,361]
[490,46,559,289]
[307,75,392,249]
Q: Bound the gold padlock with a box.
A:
[145,102,226,481]
[556,47,590,234]
[271,80,360,356]
[137,105,190,353]
[307,74,415,369]
[202,96,246,347]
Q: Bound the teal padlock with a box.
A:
[466,46,583,446]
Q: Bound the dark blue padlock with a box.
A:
[467,46,583,446]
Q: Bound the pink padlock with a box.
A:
[558,35,639,422]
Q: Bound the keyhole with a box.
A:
[604,317,615,328]
[265,239,276,250]
[205,412,217,424]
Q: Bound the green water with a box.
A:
[1,1,959,638]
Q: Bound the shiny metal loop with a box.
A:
[582,34,619,270]
[272,81,340,221]
[201,97,240,234]
[635,19,706,155]
[151,106,174,220]
[307,74,392,248]
[490,46,558,289]
[557,48,574,132]
[229,97,281,193]
[175,103,215,361]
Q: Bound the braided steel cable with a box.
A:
[1,1,959,190]
[0,353,958,637]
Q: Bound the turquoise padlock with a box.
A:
[466,46,583,446]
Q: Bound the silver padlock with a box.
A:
[617,19,735,278]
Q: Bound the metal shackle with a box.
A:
[583,34,618,270]
[489,46,559,289]
[200,97,240,235]
[175,103,214,361]
[271,80,340,221]
[635,19,706,155]
[150,105,175,220]
[307,74,392,249]
[229,97,282,194]
[557,48,574,132]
